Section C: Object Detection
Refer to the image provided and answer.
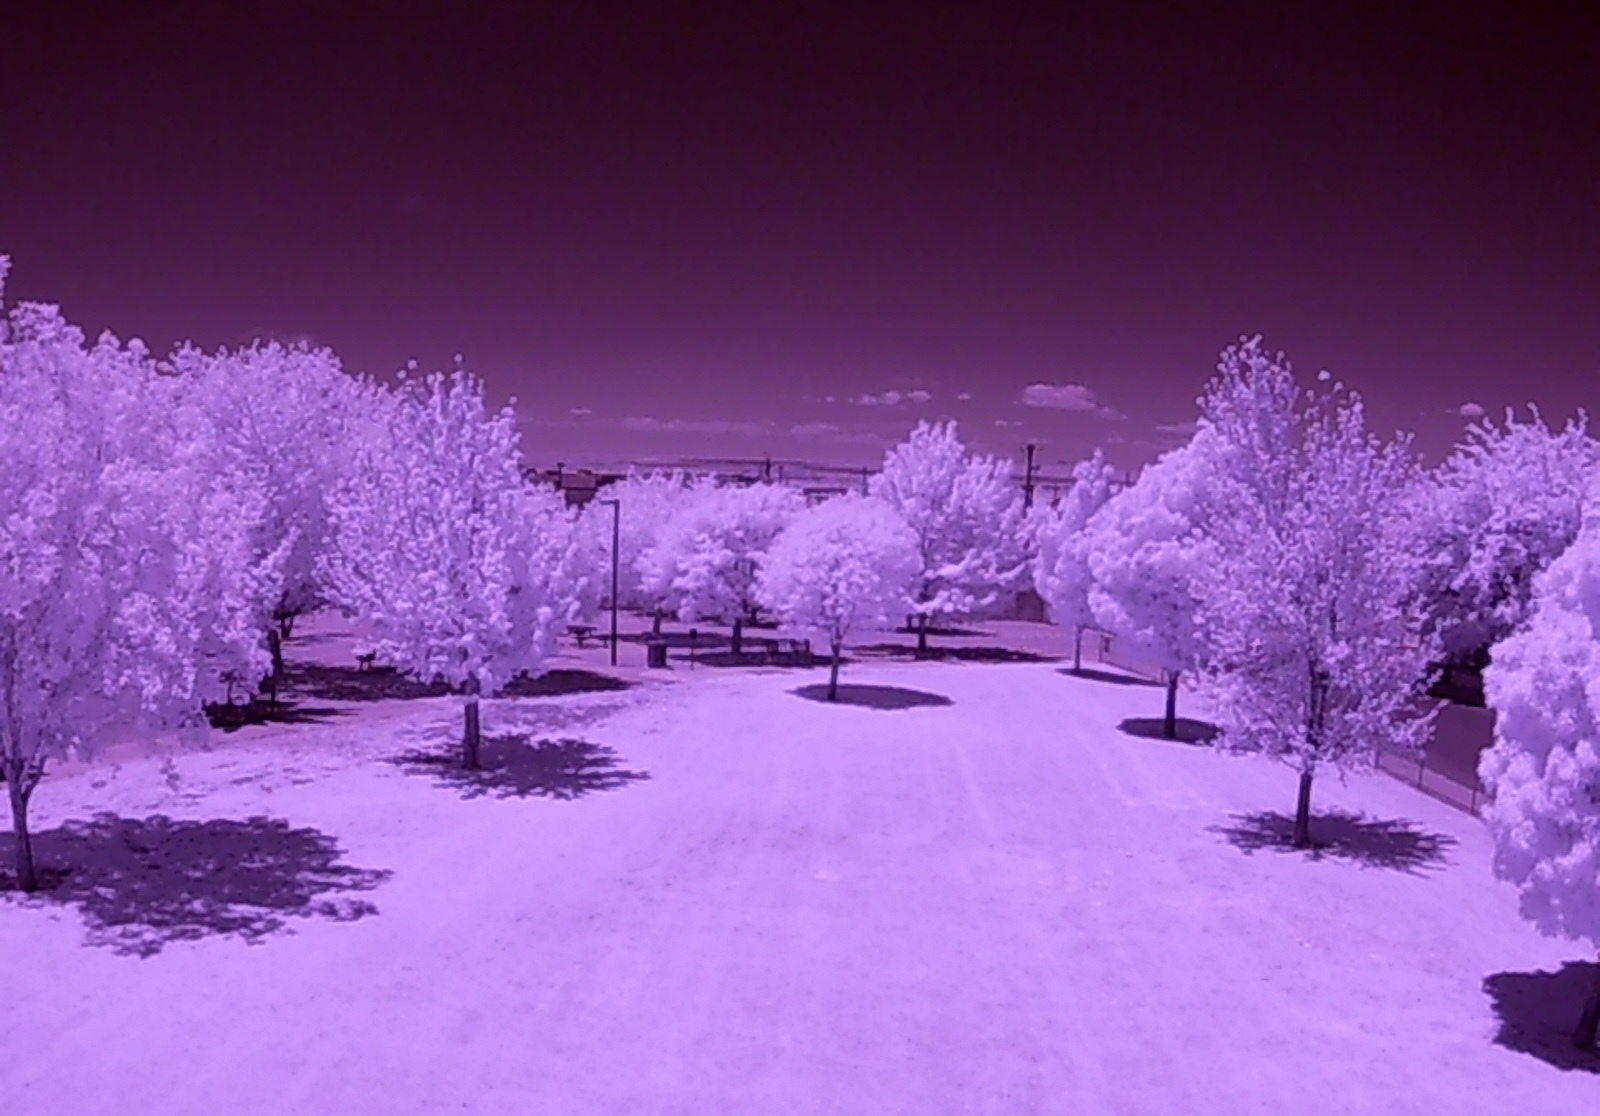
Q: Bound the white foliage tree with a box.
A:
[164,340,372,653]
[580,469,704,631]
[638,481,804,654]
[1031,449,1119,671]
[0,269,245,888]
[1405,407,1597,668]
[868,420,1029,655]
[320,365,580,767]
[1192,338,1436,848]
[1082,426,1227,733]
[1481,469,1600,1049]
[756,493,922,699]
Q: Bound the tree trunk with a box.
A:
[731,617,744,657]
[828,640,843,701]
[1293,770,1315,848]
[916,614,930,658]
[5,760,40,892]
[277,612,296,640]
[1163,672,1179,738]
[461,679,482,770]
[652,612,663,635]
[1575,955,1600,1050]
[1072,625,1085,673]
[267,628,284,680]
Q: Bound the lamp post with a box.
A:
[600,497,620,666]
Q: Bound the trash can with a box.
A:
[646,638,669,669]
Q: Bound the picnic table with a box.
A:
[761,637,813,666]
[567,624,599,649]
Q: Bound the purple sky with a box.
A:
[4,5,1596,472]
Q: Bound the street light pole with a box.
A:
[601,498,621,667]
[1023,442,1038,510]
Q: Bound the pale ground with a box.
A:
[0,613,1592,1115]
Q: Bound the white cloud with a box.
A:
[955,392,972,402]
[854,388,932,407]
[569,407,593,416]
[618,416,775,436]
[1020,383,1124,419]
[1457,401,1486,419]
[1155,420,1199,436]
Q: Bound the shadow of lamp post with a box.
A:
[599,497,620,667]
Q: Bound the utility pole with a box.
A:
[1023,443,1038,510]
[600,498,621,667]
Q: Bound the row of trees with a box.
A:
[1028,335,1599,1044]
[562,419,1032,696]
[1031,341,1437,844]
[0,258,1041,888]
[0,262,608,888]
[5,264,1592,1040]
[576,420,1031,655]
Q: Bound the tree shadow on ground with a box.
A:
[688,651,823,669]
[1118,716,1220,745]
[1483,963,1600,1072]
[896,623,987,638]
[619,631,728,649]
[791,683,954,710]
[204,700,346,733]
[0,812,390,958]
[499,669,632,697]
[1208,809,1457,874]
[388,735,650,801]
[852,643,1058,664]
[1061,666,1162,687]
[284,663,454,703]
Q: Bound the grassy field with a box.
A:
[0,614,1591,1115]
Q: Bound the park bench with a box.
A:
[355,650,377,671]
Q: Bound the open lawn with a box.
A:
[0,616,1591,1115]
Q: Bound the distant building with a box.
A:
[523,464,621,508]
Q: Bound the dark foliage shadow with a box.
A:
[791,683,954,710]
[852,642,1057,664]
[1118,716,1220,745]
[284,663,455,703]
[1209,809,1457,874]
[1428,671,1486,708]
[1483,963,1600,1071]
[0,812,391,958]
[1060,666,1162,687]
[203,700,345,733]
[389,735,650,801]
[499,668,632,697]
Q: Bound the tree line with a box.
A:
[2,262,1596,1046]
